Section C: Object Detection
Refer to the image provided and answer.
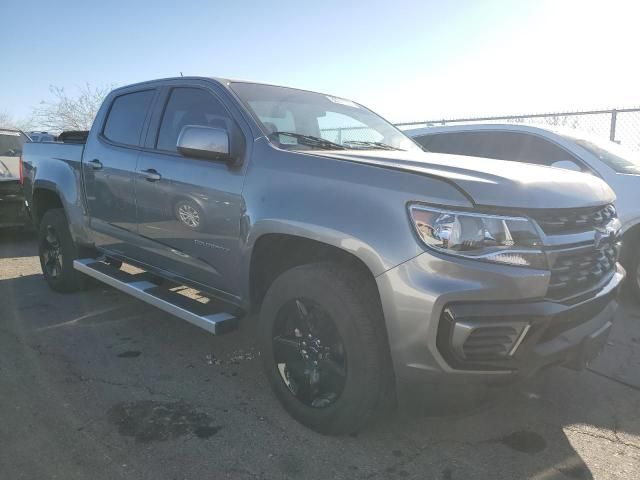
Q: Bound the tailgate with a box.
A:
[0,178,23,197]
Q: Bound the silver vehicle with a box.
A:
[0,129,29,227]
[22,78,624,434]
[28,131,57,142]
[407,124,640,301]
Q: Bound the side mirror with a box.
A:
[177,125,230,161]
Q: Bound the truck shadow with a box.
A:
[373,298,640,479]
[1,272,638,479]
[0,228,36,259]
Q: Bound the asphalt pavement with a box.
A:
[1,228,639,480]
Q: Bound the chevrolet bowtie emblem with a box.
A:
[594,225,618,250]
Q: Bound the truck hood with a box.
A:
[313,150,615,209]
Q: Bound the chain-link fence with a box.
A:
[319,126,388,145]
[394,108,640,151]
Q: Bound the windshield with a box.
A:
[0,131,27,156]
[230,82,421,152]
[569,135,640,175]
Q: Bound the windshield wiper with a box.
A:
[342,140,404,151]
[269,131,347,150]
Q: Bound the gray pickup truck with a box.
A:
[22,77,625,434]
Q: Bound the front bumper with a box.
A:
[376,251,624,385]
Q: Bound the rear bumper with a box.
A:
[376,251,624,386]
[0,183,28,227]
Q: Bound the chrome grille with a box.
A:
[531,204,616,235]
[546,243,618,300]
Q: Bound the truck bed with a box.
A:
[22,141,85,168]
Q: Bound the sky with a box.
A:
[1,0,639,127]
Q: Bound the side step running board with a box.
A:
[74,259,237,335]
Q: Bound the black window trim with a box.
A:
[99,87,158,150]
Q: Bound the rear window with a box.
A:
[418,131,581,168]
[103,90,155,146]
[0,131,26,156]
[572,138,640,175]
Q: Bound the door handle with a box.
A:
[141,168,162,182]
[88,159,103,170]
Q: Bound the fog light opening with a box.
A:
[445,308,531,361]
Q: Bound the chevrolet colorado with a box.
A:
[22,77,624,434]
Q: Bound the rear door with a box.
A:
[82,87,157,257]
[134,82,247,297]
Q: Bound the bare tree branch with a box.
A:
[31,83,114,133]
[0,111,31,131]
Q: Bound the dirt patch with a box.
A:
[117,350,141,358]
[498,431,547,454]
[108,400,222,443]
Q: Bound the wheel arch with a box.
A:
[248,232,384,314]
[31,186,66,227]
[26,149,94,244]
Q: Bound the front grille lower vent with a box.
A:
[462,326,521,360]
[531,204,616,235]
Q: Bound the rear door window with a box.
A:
[103,90,155,146]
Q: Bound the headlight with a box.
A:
[409,205,547,268]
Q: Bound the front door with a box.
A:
[134,86,246,296]
[83,88,156,257]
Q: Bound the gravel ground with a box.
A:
[1,228,639,480]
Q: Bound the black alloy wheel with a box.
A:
[272,298,347,408]
[41,224,63,279]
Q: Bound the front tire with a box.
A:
[259,262,394,434]
[38,209,87,293]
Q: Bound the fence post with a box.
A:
[610,109,617,141]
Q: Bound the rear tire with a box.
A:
[38,209,87,293]
[259,262,394,435]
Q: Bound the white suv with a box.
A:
[407,123,640,300]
